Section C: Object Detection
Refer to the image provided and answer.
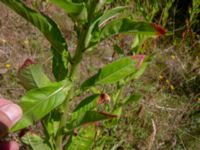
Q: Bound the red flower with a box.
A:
[151,23,167,37]
[18,58,35,73]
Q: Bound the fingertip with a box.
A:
[0,141,19,150]
[0,103,22,127]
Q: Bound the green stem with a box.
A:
[55,25,89,150]
[113,85,125,111]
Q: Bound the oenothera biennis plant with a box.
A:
[0,0,164,149]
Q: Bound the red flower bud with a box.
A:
[131,55,145,68]
[18,58,35,73]
[151,23,167,37]
[97,93,110,105]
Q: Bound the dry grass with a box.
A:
[0,1,199,150]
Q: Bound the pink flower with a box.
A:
[131,55,145,68]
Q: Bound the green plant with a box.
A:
[0,0,159,149]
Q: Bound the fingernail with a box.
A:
[0,99,12,107]
[0,104,22,127]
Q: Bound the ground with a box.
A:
[0,1,200,150]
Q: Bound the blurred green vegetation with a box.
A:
[0,0,199,149]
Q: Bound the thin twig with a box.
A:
[148,119,157,150]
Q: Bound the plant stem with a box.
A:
[113,85,125,111]
[55,26,88,150]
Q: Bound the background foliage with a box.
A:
[0,0,199,149]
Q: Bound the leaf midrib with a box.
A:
[22,85,65,118]
[96,60,134,84]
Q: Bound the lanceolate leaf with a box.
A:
[73,94,101,112]
[99,6,127,27]
[49,0,88,21]
[125,55,151,82]
[124,93,141,105]
[65,125,96,150]
[43,111,61,140]
[0,0,69,80]
[99,18,156,42]
[22,132,51,150]
[67,111,117,130]
[11,81,72,132]
[87,18,157,49]
[81,57,136,89]
[51,47,69,81]
[69,94,101,124]
[94,0,107,12]
[18,63,50,90]
[85,6,126,48]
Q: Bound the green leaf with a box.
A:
[85,6,126,48]
[125,55,151,82]
[11,81,72,132]
[113,44,124,55]
[81,57,136,90]
[67,111,117,131]
[0,0,69,80]
[73,94,100,112]
[106,0,114,4]
[69,94,101,125]
[123,93,141,105]
[43,111,61,137]
[18,63,50,90]
[87,18,156,49]
[49,0,88,21]
[65,125,96,150]
[99,6,127,27]
[22,132,51,150]
[99,18,156,42]
[94,0,107,13]
[51,47,69,81]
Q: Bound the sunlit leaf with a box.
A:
[49,0,88,21]
[65,125,96,150]
[85,6,126,48]
[21,132,51,150]
[99,6,127,27]
[18,63,50,90]
[67,111,117,131]
[100,18,156,41]
[11,81,72,132]
[81,57,136,89]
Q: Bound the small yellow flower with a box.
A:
[24,39,29,45]
[159,75,164,80]
[170,85,175,90]
[166,80,170,84]
[171,55,176,60]
[5,63,11,68]
[198,98,200,103]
